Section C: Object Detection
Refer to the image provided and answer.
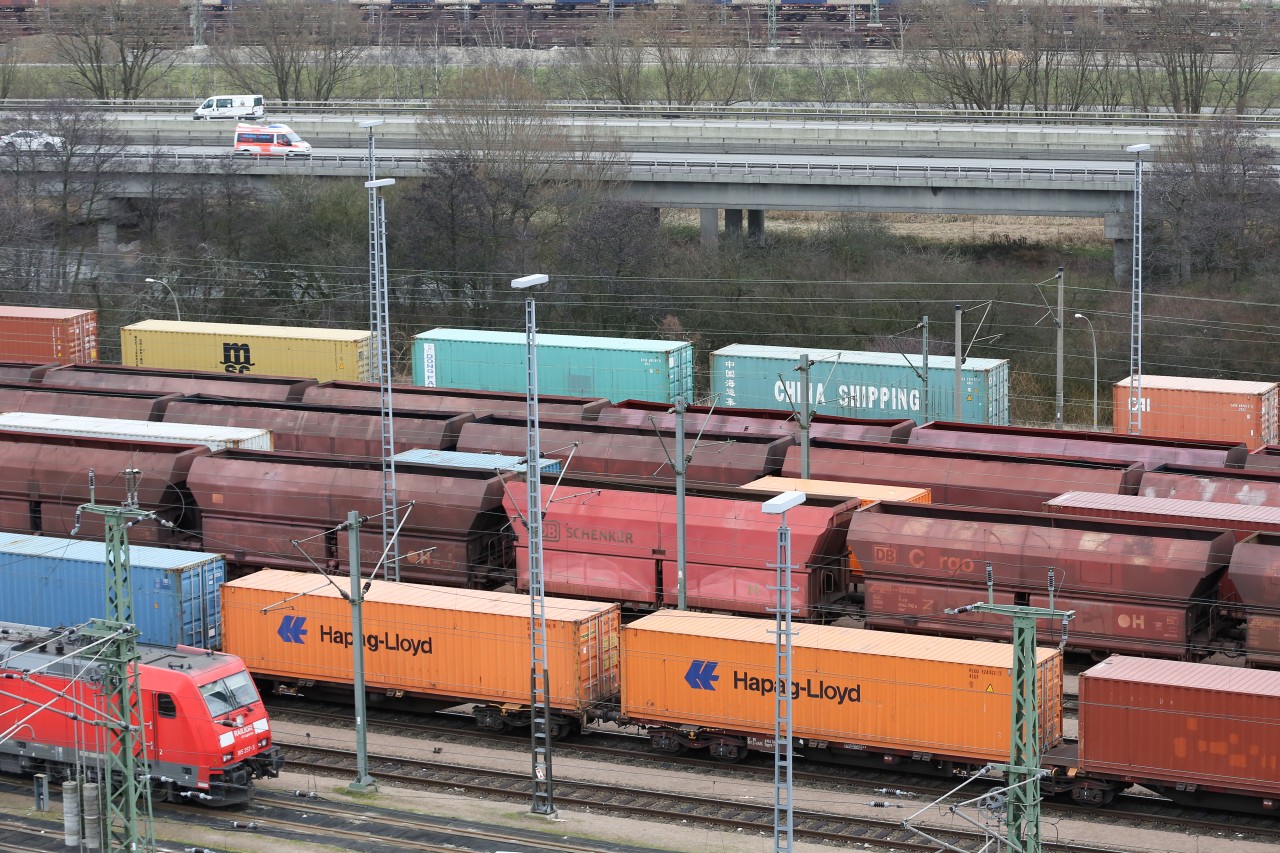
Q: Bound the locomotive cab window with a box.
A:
[200,670,261,717]
[157,693,177,718]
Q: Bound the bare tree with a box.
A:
[212,0,369,104]
[1122,0,1217,115]
[575,21,649,105]
[49,0,179,100]
[646,5,753,106]
[1214,6,1280,114]
[905,0,1027,111]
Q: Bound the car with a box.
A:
[0,130,64,152]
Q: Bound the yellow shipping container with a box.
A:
[742,476,931,506]
[121,319,372,382]
[223,570,620,717]
[621,610,1061,763]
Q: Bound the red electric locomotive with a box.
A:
[0,622,283,806]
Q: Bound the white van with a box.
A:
[232,123,312,157]
[194,95,265,121]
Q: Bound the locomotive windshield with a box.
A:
[199,670,261,718]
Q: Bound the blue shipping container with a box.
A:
[0,533,225,648]
[711,344,1009,425]
[412,328,695,405]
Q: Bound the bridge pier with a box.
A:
[725,208,743,240]
[700,208,718,247]
[747,209,765,244]
[1104,211,1132,285]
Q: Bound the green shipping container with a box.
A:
[712,344,1009,425]
[412,328,694,405]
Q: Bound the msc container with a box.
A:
[0,411,273,451]
[0,532,224,647]
[1078,656,1280,804]
[0,307,97,364]
[121,319,372,383]
[711,344,1009,425]
[741,476,931,505]
[1114,375,1279,450]
[413,328,694,404]
[621,610,1062,763]
[1044,491,1280,540]
[222,569,620,716]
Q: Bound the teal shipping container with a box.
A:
[0,533,225,648]
[412,328,695,405]
[711,344,1009,425]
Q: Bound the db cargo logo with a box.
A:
[873,544,896,564]
[220,342,255,374]
[544,520,561,542]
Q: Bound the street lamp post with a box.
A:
[1125,143,1151,435]
[1074,314,1099,431]
[143,278,180,321]
[512,272,556,819]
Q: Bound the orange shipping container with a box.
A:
[742,476,932,506]
[621,610,1061,763]
[0,306,97,364]
[1115,375,1278,450]
[223,570,620,717]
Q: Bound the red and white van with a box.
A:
[232,123,312,157]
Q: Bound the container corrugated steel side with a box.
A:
[741,476,931,505]
[0,532,223,647]
[0,307,97,365]
[0,411,273,451]
[711,344,1009,425]
[621,610,1062,762]
[1114,375,1279,450]
[1079,656,1280,798]
[412,328,695,404]
[121,319,372,383]
[222,569,620,713]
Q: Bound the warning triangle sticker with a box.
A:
[986,684,995,693]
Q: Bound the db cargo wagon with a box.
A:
[619,610,1062,765]
[0,306,97,364]
[0,532,224,647]
[0,411,273,451]
[413,328,694,404]
[223,570,620,732]
[710,344,1009,425]
[122,320,372,383]
[1078,656,1280,811]
[1115,375,1278,450]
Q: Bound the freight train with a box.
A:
[0,621,283,806]
[222,569,1280,816]
[0,362,1279,665]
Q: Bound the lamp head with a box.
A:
[762,490,806,515]
[1125,143,1151,154]
[511,274,549,290]
[1073,313,1085,320]
[358,119,385,129]
[144,277,160,284]
[364,178,395,188]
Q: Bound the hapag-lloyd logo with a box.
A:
[683,660,861,706]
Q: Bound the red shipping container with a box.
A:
[0,306,97,364]
[1079,656,1280,803]
[1115,375,1278,450]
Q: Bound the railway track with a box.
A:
[269,701,1280,846]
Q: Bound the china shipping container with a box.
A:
[741,476,931,505]
[1078,656,1280,807]
[1114,375,1279,450]
[413,328,695,404]
[0,307,97,364]
[222,570,620,716]
[620,610,1062,763]
[121,320,372,383]
[710,344,1009,425]
[0,411,273,452]
[0,532,224,647]
[1044,491,1280,541]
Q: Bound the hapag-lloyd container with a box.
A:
[222,569,620,714]
[122,319,372,382]
[0,306,97,364]
[1079,656,1280,799]
[0,532,224,647]
[711,344,1009,425]
[0,411,274,451]
[413,328,694,404]
[621,610,1062,761]
[1115,375,1279,449]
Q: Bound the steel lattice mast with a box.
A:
[76,468,155,853]
[1127,144,1150,435]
